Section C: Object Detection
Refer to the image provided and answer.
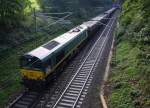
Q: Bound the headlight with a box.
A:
[46,66,51,74]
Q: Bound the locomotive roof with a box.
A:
[27,25,87,61]
[54,25,87,44]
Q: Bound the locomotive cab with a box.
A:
[20,54,46,88]
[20,55,44,71]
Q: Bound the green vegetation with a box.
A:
[107,0,150,108]
[25,0,41,13]
[29,0,41,10]
[0,0,30,29]
[0,0,41,50]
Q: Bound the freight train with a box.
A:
[20,8,117,89]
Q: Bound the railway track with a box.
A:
[50,13,116,108]
[7,12,117,108]
[7,90,41,108]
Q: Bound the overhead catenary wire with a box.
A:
[36,12,73,31]
[39,16,72,30]
[36,12,72,15]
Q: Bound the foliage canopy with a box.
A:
[0,0,31,30]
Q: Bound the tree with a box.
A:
[0,0,30,30]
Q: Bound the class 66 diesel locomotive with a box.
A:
[20,8,117,89]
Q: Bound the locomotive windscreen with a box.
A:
[20,55,43,70]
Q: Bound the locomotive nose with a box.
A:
[21,69,45,80]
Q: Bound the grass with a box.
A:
[0,82,21,107]
[107,41,143,108]
[107,3,150,106]
[0,29,66,107]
